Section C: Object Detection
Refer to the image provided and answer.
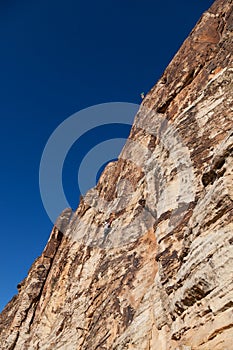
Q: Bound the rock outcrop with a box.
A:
[0,0,232,349]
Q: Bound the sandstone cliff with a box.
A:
[0,0,232,349]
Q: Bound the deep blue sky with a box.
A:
[0,0,213,311]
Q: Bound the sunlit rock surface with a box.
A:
[0,0,232,348]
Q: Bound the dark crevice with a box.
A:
[26,230,65,333]
[208,323,233,341]
[202,146,232,187]
[204,201,233,228]
[156,67,202,114]
[171,326,191,340]
[8,331,19,350]
[217,301,233,313]
[93,331,111,350]
[214,157,225,169]
[157,96,174,114]
[202,169,217,186]
[173,280,213,317]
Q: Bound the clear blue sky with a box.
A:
[0,0,213,311]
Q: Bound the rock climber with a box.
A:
[102,213,116,243]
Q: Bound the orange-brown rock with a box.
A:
[0,0,232,349]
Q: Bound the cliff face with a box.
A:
[0,0,233,349]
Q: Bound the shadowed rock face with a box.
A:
[0,0,232,349]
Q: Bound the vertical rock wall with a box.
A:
[0,0,232,349]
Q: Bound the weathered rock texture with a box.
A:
[0,0,232,349]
